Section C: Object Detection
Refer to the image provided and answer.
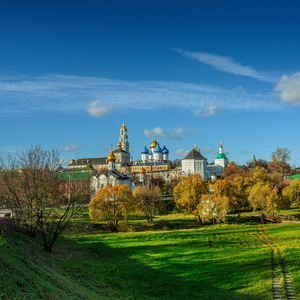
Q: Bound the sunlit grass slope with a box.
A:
[59,226,272,299]
[1,221,300,299]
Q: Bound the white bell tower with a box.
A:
[119,121,130,152]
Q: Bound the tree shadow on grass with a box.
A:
[54,234,270,300]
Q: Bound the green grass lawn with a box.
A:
[58,226,272,299]
[1,211,300,299]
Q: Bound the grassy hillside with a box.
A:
[0,231,108,299]
[1,215,300,299]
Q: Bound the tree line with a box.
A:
[1,145,298,252]
[173,147,300,224]
[0,145,85,253]
[89,184,164,232]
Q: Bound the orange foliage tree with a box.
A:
[173,174,208,224]
[222,161,249,180]
[89,185,135,232]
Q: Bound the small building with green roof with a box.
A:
[214,142,229,168]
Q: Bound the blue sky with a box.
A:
[1,0,300,167]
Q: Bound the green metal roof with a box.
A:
[56,172,92,182]
[215,153,227,159]
[284,174,300,180]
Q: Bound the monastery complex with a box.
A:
[65,122,229,198]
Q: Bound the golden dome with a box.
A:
[117,142,122,148]
[140,167,146,174]
[107,151,116,162]
[69,158,75,164]
[121,122,127,130]
[150,138,158,149]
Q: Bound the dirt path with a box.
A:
[256,225,296,300]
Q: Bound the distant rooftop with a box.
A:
[183,149,206,160]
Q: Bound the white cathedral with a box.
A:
[181,143,229,181]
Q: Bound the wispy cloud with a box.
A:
[275,72,300,105]
[144,127,187,140]
[193,105,222,117]
[87,100,117,117]
[240,150,251,154]
[175,148,190,158]
[174,48,276,83]
[59,144,81,152]
[201,147,213,155]
[0,73,282,117]
[175,146,213,158]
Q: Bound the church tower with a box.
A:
[107,147,116,171]
[139,167,146,183]
[119,122,130,152]
[214,141,229,168]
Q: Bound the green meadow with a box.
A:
[1,212,300,299]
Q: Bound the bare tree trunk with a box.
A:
[197,215,203,225]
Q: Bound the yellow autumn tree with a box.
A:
[196,194,229,224]
[250,166,271,185]
[248,182,279,223]
[282,178,300,208]
[89,184,135,232]
[231,176,251,210]
[173,174,208,224]
[133,184,163,224]
[213,179,239,212]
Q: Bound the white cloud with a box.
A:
[144,127,187,140]
[175,148,190,158]
[59,144,81,152]
[275,72,300,105]
[0,73,282,117]
[201,147,213,154]
[193,105,222,117]
[174,48,276,83]
[240,150,251,154]
[87,100,117,117]
[59,157,69,166]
